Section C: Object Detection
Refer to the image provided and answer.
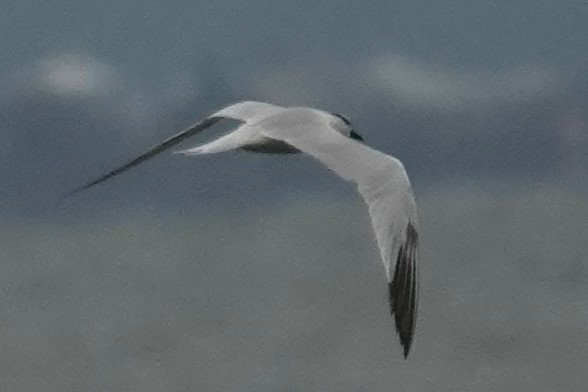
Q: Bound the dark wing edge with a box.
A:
[67,116,223,196]
[389,221,419,358]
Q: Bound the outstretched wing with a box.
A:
[68,101,283,195]
[261,117,419,357]
[68,116,222,195]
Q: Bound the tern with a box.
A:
[72,101,419,357]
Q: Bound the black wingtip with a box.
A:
[65,179,103,197]
[389,222,418,358]
[65,164,131,197]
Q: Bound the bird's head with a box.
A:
[330,112,364,142]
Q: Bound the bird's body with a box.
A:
[183,104,358,155]
[72,101,419,358]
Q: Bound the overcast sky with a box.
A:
[2,0,587,80]
[1,1,587,217]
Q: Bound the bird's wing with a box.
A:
[261,120,419,357]
[69,101,285,195]
[68,116,225,195]
[212,101,284,123]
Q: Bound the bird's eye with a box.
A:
[350,130,364,141]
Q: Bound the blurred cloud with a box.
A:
[35,53,122,98]
[366,54,560,111]
[1,53,123,101]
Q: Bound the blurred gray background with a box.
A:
[1,1,587,391]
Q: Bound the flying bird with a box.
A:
[71,101,419,357]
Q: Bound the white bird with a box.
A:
[72,101,419,357]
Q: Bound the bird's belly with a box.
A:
[240,138,299,154]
